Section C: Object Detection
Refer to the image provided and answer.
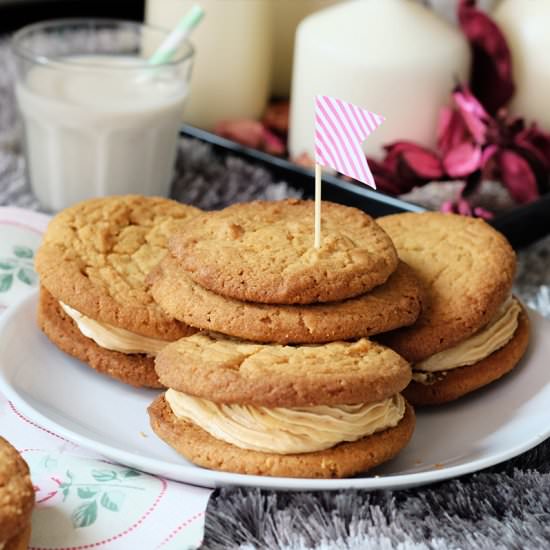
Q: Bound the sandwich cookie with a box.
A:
[168,199,399,304]
[149,334,415,478]
[36,195,199,388]
[150,258,423,344]
[0,437,34,550]
[377,212,529,405]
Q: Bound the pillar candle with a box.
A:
[271,0,345,98]
[494,0,550,132]
[289,0,471,160]
[145,0,272,130]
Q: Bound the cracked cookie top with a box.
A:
[377,212,516,362]
[168,199,399,304]
[155,333,411,407]
[35,195,200,339]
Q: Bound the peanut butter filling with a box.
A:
[59,301,168,356]
[165,389,406,454]
[412,298,521,384]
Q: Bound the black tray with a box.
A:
[181,125,550,249]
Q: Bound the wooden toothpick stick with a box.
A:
[314,163,322,249]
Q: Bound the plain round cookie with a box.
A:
[169,199,399,304]
[377,212,516,362]
[4,524,32,550]
[155,335,411,407]
[404,306,530,406]
[0,437,34,546]
[38,287,166,388]
[35,195,200,340]
[148,395,415,478]
[150,257,422,343]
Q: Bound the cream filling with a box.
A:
[412,297,521,382]
[165,389,406,454]
[59,301,168,356]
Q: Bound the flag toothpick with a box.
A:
[313,95,384,248]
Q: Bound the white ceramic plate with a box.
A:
[1,290,550,491]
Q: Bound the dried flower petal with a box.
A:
[473,207,494,220]
[384,142,444,180]
[458,0,515,114]
[443,142,483,178]
[437,107,469,155]
[498,149,539,203]
[214,119,264,149]
[262,101,290,135]
[452,85,488,144]
[514,125,550,171]
[262,128,286,156]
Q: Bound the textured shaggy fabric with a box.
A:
[1,38,550,550]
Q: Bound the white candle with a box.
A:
[271,0,345,97]
[493,0,550,131]
[146,0,272,130]
[288,0,471,160]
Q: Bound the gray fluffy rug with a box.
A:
[1,38,550,550]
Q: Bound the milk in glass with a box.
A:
[17,56,188,211]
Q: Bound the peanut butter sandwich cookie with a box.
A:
[168,199,399,304]
[377,212,529,406]
[0,437,34,550]
[36,195,200,388]
[148,334,415,478]
[150,258,423,344]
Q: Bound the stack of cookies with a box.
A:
[35,195,199,388]
[148,199,424,477]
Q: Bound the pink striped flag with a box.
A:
[314,95,384,188]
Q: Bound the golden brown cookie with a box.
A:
[38,287,164,388]
[35,195,200,339]
[169,199,399,304]
[155,334,411,407]
[150,258,423,344]
[148,395,415,478]
[377,212,516,362]
[0,438,34,548]
[4,524,32,550]
[404,306,530,406]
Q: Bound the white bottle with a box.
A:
[289,0,471,160]
[146,0,272,130]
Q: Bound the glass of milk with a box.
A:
[12,19,194,211]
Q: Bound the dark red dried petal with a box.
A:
[383,141,443,180]
[437,107,470,155]
[262,101,290,135]
[214,119,264,149]
[498,149,540,203]
[400,148,444,180]
[443,142,483,178]
[262,128,286,156]
[473,207,494,220]
[513,124,550,171]
[452,85,489,144]
[457,197,473,216]
[458,0,515,114]
[368,158,413,195]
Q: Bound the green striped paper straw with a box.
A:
[148,4,204,65]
